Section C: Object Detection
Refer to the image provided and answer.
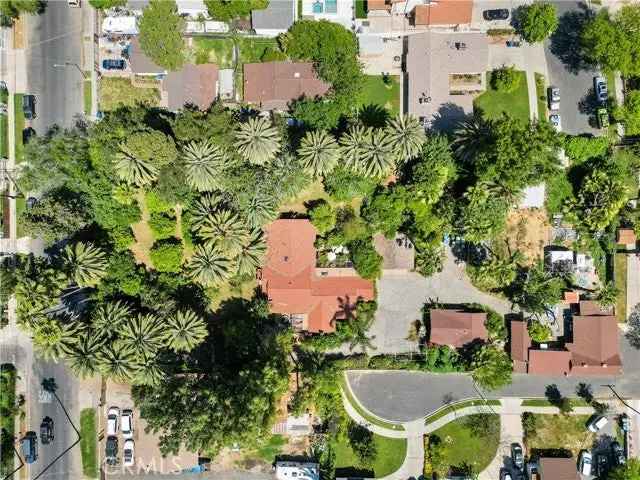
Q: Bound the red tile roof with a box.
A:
[617,228,637,245]
[527,349,572,376]
[413,0,473,26]
[260,219,374,333]
[567,315,622,375]
[429,309,487,348]
[510,320,531,373]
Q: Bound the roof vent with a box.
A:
[601,362,608,367]
[294,72,301,78]
[284,256,289,262]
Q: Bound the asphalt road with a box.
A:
[25,1,84,134]
[544,1,600,136]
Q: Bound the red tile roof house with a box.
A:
[259,219,374,333]
[428,309,488,348]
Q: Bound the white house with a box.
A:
[102,16,138,35]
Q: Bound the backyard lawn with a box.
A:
[80,408,98,479]
[237,36,279,64]
[474,71,530,123]
[333,432,406,478]
[194,37,234,68]
[0,364,17,479]
[524,414,594,458]
[99,78,160,112]
[359,75,401,116]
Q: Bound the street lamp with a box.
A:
[52,62,87,79]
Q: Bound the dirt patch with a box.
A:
[130,191,154,268]
[13,16,24,49]
[504,209,551,264]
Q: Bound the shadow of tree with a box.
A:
[548,7,595,74]
[430,102,469,133]
[358,104,390,128]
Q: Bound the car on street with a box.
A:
[501,470,512,480]
[506,40,521,48]
[612,441,626,466]
[22,94,36,120]
[107,406,120,435]
[579,451,592,476]
[549,114,562,132]
[106,435,118,465]
[548,86,560,110]
[588,415,608,432]
[597,454,609,477]
[40,416,54,444]
[597,107,610,129]
[621,414,630,432]
[102,59,126,70]
[123,439,135,467]
[594,76,608,104]
[511,443,524,470]
[483,9,509,20]
[21,431,38,463]
[122,409,133,439]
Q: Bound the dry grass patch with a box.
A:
[524,414,594,458]
[99,77,160,111]
[504,209,551,264]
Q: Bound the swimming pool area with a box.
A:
[312,0,338,13]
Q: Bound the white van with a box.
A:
[107,406,119,435]
[122,409,133,439]
[587,415,608,432]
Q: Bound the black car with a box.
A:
[483,9,509,20]
[511,443,524,470]
[21,431,38,464]
[22,94,36,120]
[40,417,54,444]
[611,441,626,466]
[102,59,126,70]
[105,435,118,465]
[597,454,609,477]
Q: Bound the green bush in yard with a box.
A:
[491,65,521,93]
[150,239,183,273]
[564,136,610,163]
[348,238,382,280]
[518,2,559,43]
[528,320,552,342]
[309,200,337,235]
[149,213,176,240]
[146,190,175,215]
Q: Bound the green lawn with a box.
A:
[341,377,405,431]
[535,72,547,120]
[194,37,235,68]
[14,94,24,163]
[521,398,590,407]
[359,75,401,116]
[80,408,98,479]
[0,364,17,479]
[427,415,500,476]
[83,78,92,115]
[524,414,594,458]
[99,78,160,112]
[424,399,501,425]
[333,432,407,478]
[0,89,8,159]
[237,36,279,64]
[15,196,25,238]
[474,71,530,123]
[615,253,627,322]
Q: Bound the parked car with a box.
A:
[483,9,509,20]
[502,470,513,480]
[506,40,522,47]
[122,409,133,439]
[511,443,524,470]
[611,441,626,466]
[594,76,608,104]
[22,94,36,120]
[549,114,562,132]
[548,86,560,110]
[621,414,630,432]
[123,439,135,467]
[579,451,593,476]
[21,431,38,464]
[105,435,118,465]
[40,417,54,444]
[102,59,126,70]
[67,0,80,6]
[597,107,610,129]
[597,453,609,477]
[588,415,608,432]
[107,406,119,435]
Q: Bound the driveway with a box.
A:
[479,401,524,480]
[370,247,511,353]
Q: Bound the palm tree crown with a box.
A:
[236,229,267,277]
[340,125,373,172]
[298,130,340,177]
[91,301,131,338]
[183,139,226,192]
[120,313,166,359]
[97,342,138,381]
[63,242,108,288]
[115,142,159,186]
[197,209,250,256]
[187,242,234,286]
[164,310,208,352]
[360,130,394,178]
[385,114,426,165]
[235,117,281,165]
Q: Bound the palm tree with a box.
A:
[235,117,281,165]
[236,229,267,277]
[32,318,80,362]
[452,115,492,164]
[91,301,131,338]
[183,139,226,192]
[63,242,108,288]
[244,193,277,229]
[197,209,250,256]
[298,130,340,177]
[67,331,106,378]
[597,281,619,308]
[97,342,138,381]
[339,125,373,172]
[164,310,208,353]
[190,193,224,233]
[385,114,426,165]
[187,242,234,286]
[132,354,165,386]
[115,142,160,186]
[120,313,166,359]
[360,130,394,178]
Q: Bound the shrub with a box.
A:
[348,238,382,280]
[110,226,135,252]
[146,190,174,215]
[150,239,183,273]
[484,309,507,341]
[261,47,287,62]
[324,166,378,202]
[564,136,610,163]
[414,244,444,277]
[527,320,552,342]
[149,212,176,240]
[309,200,336,235]
[517,2,559,43]
[491,65,521,92]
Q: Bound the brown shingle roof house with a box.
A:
[510,320,531,373]
[163,63,218,111]
[413,0,473,26]
[429,309,487,348]
[259,219,374,333]
[539,458,581,480]
[567,314,622,375]
[528,349,572,376]
[243,61,331,111]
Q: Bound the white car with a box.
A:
[106,407,119,435]
[549,114,562,132]
[579,450,593,476]
[123,439,135,467]
[121,409,133,439]
[587,415,608,432]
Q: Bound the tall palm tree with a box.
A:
[183,139,226,192]
[187,242,234,286]
[298,130,340,177]
[244,193,278,229]
[339,125,373,172]
[63,242,108,288]
[235,117,281,165]
[120,313,166,359]
[360,130,394,178]
[115,142,160,186]
[236,229,267,277]
[32,318,80,362]
[91,301,131,338]
[97,342,138,381]
[197,209,250,256]
[190,193,224,233]
[164,310,208,353]
[67,331,106,378]
[132,354,165,386]
[385,114,426,165]
[452,115,492,164]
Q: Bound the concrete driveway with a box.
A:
[480,402,524,480]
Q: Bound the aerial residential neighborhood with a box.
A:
[2,0,640,480]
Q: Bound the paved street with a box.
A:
[25,1,83,133]
[544,1,600,135]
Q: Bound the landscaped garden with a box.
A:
[522,413,594,458]
[332,428,407,478]
[474,70,530,123]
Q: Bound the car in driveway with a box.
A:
[483,9,509,20]
[122,409,133,439]
[123,439,135,467]
[511,443,524,470]
[21,431,38,463]
[40,416,54,444]
[588,415,608,432]
[594,76,608,104]
[597,453,609,477]
[579,451,592,476]
[106,435,118,465]
[107,406,119,435]
[612,441,626,466]
[548,86,560,111]
[102,59,126,70]
[549,114,562,132]
[22,94,36,120]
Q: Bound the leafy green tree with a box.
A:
[298,130,340,177]
[527,320,552,343]
[384,114,425,166]
[348,239,382,280]
[32,318,80,362]
[347,422,377,467]
[309,200,337,235]
[183,139,226,192]
[517,2,558,43]
[187,242,234,286]
[291,97,346,130]
[471,344,513,391]
[491,65,521,92]
[97,342,139,381]
[323,166,378,203]
[63,242,108,288]
[138,0,185,71]
[459,184,510,243]
[120,313,166,359]
[0,0,43,26]
[609,458,640,480]
[171,104,236,146]
[597,281,619,308]
[235,117,281,166]
[116,131,177,186]
[361,186,407,238]
[563,136,610,163]
[150,239,184,273]
[164,310,208,353]
[204,0,268,21]
[89,0,126,8]
[197,210,250,256]
[236,229,267,277]
[484,309,507,342]
[512,263,565,317]
[415,244,445,277]
[467,251,522,292]
[614,90,640,135]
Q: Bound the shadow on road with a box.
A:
[549,7,594,75]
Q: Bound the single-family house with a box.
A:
[163,63,219,111]
[429,309,488,348]
[128,0,209,18]
[538,458,581,480]
[275,461,320,480]
[243,61,330,111]
[252,0,296,36]
[259,219,375,333]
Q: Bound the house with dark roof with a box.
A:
[252,0,296,36]
[539,458,581,480]
[163,63,219,111]
[429,309,488,348]
[129,37,166,76]
[259,219,375,333]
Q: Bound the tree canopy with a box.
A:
[517,2,559,43]
[138,0,185,71]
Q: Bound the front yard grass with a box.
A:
[0,364,17,479]
[193,37,234,68]
[80,408,98,479]
[521,399,590,408]
[14,94,25,163]
[524,414,594,458]
[83,78,92,115]
[333,432,407,478]
[615,252,627,322]
[359,75,401,116]
[15,196,25,238]
[424,399,501,425]
[0,89,8,158]
[474,71,530,123]
[99,77,160,112]
[535,72,547,120]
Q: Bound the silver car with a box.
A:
[594,76,608,104]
